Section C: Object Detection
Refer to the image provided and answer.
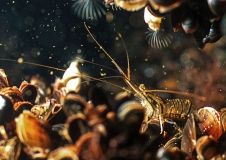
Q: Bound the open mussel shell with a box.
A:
[181,113,198,158]
[30,99,64,123]
[64,114,90,143]
[73,132,96,158]
[13,101,33,117]
[50,124,69,147]
[88,86,110,107]
[217,131,226,155]
[48,108,67,126]
[114,91,132,108]
[220,108,226,131]
[82,102,108,136]
[196,135,217,160]
[19,81,38,104]
[16,110,53,149]
[164,135,181,150]
[144,119,162,139]
[198,106,222,140]
[0,87,23,104]
[32,99,65,124]
[30,75,47,104]
[0,69,9,89]
[117,100,145,134]
[47,145,79,160]
[62,91,87,117]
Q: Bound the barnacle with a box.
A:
[145,28,173,49]
[72,0,106,21]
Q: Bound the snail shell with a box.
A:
[61,61,82,93]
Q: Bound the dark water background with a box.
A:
[0,0,226,110]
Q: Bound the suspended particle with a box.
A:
[18,58,23,63]
[72,0,106,21]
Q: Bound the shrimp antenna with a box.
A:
[76,57,118,73]
[118,33,131,80]
[0,58,206,101]
[148,90,206,101]
[0,58,131,93]
[76,57,206,101]
[84,23,128,80]
[0,58,65,71]
[84,23,206,101]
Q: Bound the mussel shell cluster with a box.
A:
[179,106,226,160]
[1,64,226,160]
[112,0,226,48]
